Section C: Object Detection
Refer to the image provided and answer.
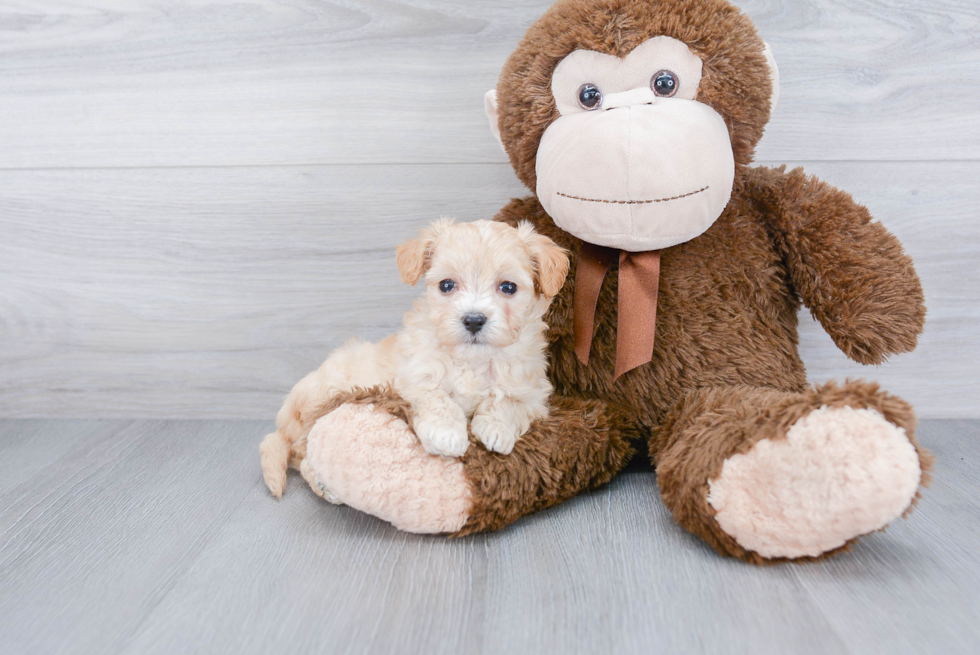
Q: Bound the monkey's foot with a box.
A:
[707,405,922,559]
[303,403,472,533]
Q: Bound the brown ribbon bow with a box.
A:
[573,242,661,380]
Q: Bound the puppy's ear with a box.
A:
[395,234,433,285]
[395,220,451,285]
[519,222,569,298]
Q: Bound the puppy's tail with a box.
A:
[260,430,291,498]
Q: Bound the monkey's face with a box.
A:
[486,0,779,253]
[535,37,735,252]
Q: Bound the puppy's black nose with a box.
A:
[463,313,487,334]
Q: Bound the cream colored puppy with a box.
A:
[260,218,569,498]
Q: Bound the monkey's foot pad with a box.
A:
[707,406,922,559]
[304,403,472,533]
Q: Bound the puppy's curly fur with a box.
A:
[260,219,568,497]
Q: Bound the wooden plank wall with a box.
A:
[1,0,977,419]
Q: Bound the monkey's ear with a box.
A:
[396,231,434,286]
[519,222,569,298]
[763,43,780,113]
[484,89,505,153]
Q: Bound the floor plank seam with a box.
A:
[111,477,264,654]
[0,158,979,174]
[0,420,141,561]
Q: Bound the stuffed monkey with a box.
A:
[293,0,930,563]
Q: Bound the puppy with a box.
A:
[260,218,569,498]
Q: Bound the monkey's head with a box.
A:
[485,0,779,251]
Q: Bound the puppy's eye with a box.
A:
[498,281,518,295]
[438,279,456,293]
[577,83,602,110]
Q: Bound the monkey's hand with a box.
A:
[749,166,925,365]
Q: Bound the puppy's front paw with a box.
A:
[471,412,521,455]
[414,416,469,458]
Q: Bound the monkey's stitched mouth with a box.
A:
[556,185,709,205]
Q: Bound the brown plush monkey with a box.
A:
[292,0,930,563]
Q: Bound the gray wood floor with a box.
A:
[0,419,977,655]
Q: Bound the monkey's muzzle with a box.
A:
[535,98,735,252]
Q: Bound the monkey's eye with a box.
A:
[651,70,679,97]
[498,281,518,295]
[577,83,603,110]
[439,279,456,293]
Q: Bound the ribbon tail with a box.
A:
[614,250,661,380]
[573,242,617,365]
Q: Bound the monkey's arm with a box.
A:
[748,165,925,365]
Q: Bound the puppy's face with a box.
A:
[396,219,569,349]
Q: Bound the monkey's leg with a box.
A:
[651,381,933,563]
[298,388,637,534]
